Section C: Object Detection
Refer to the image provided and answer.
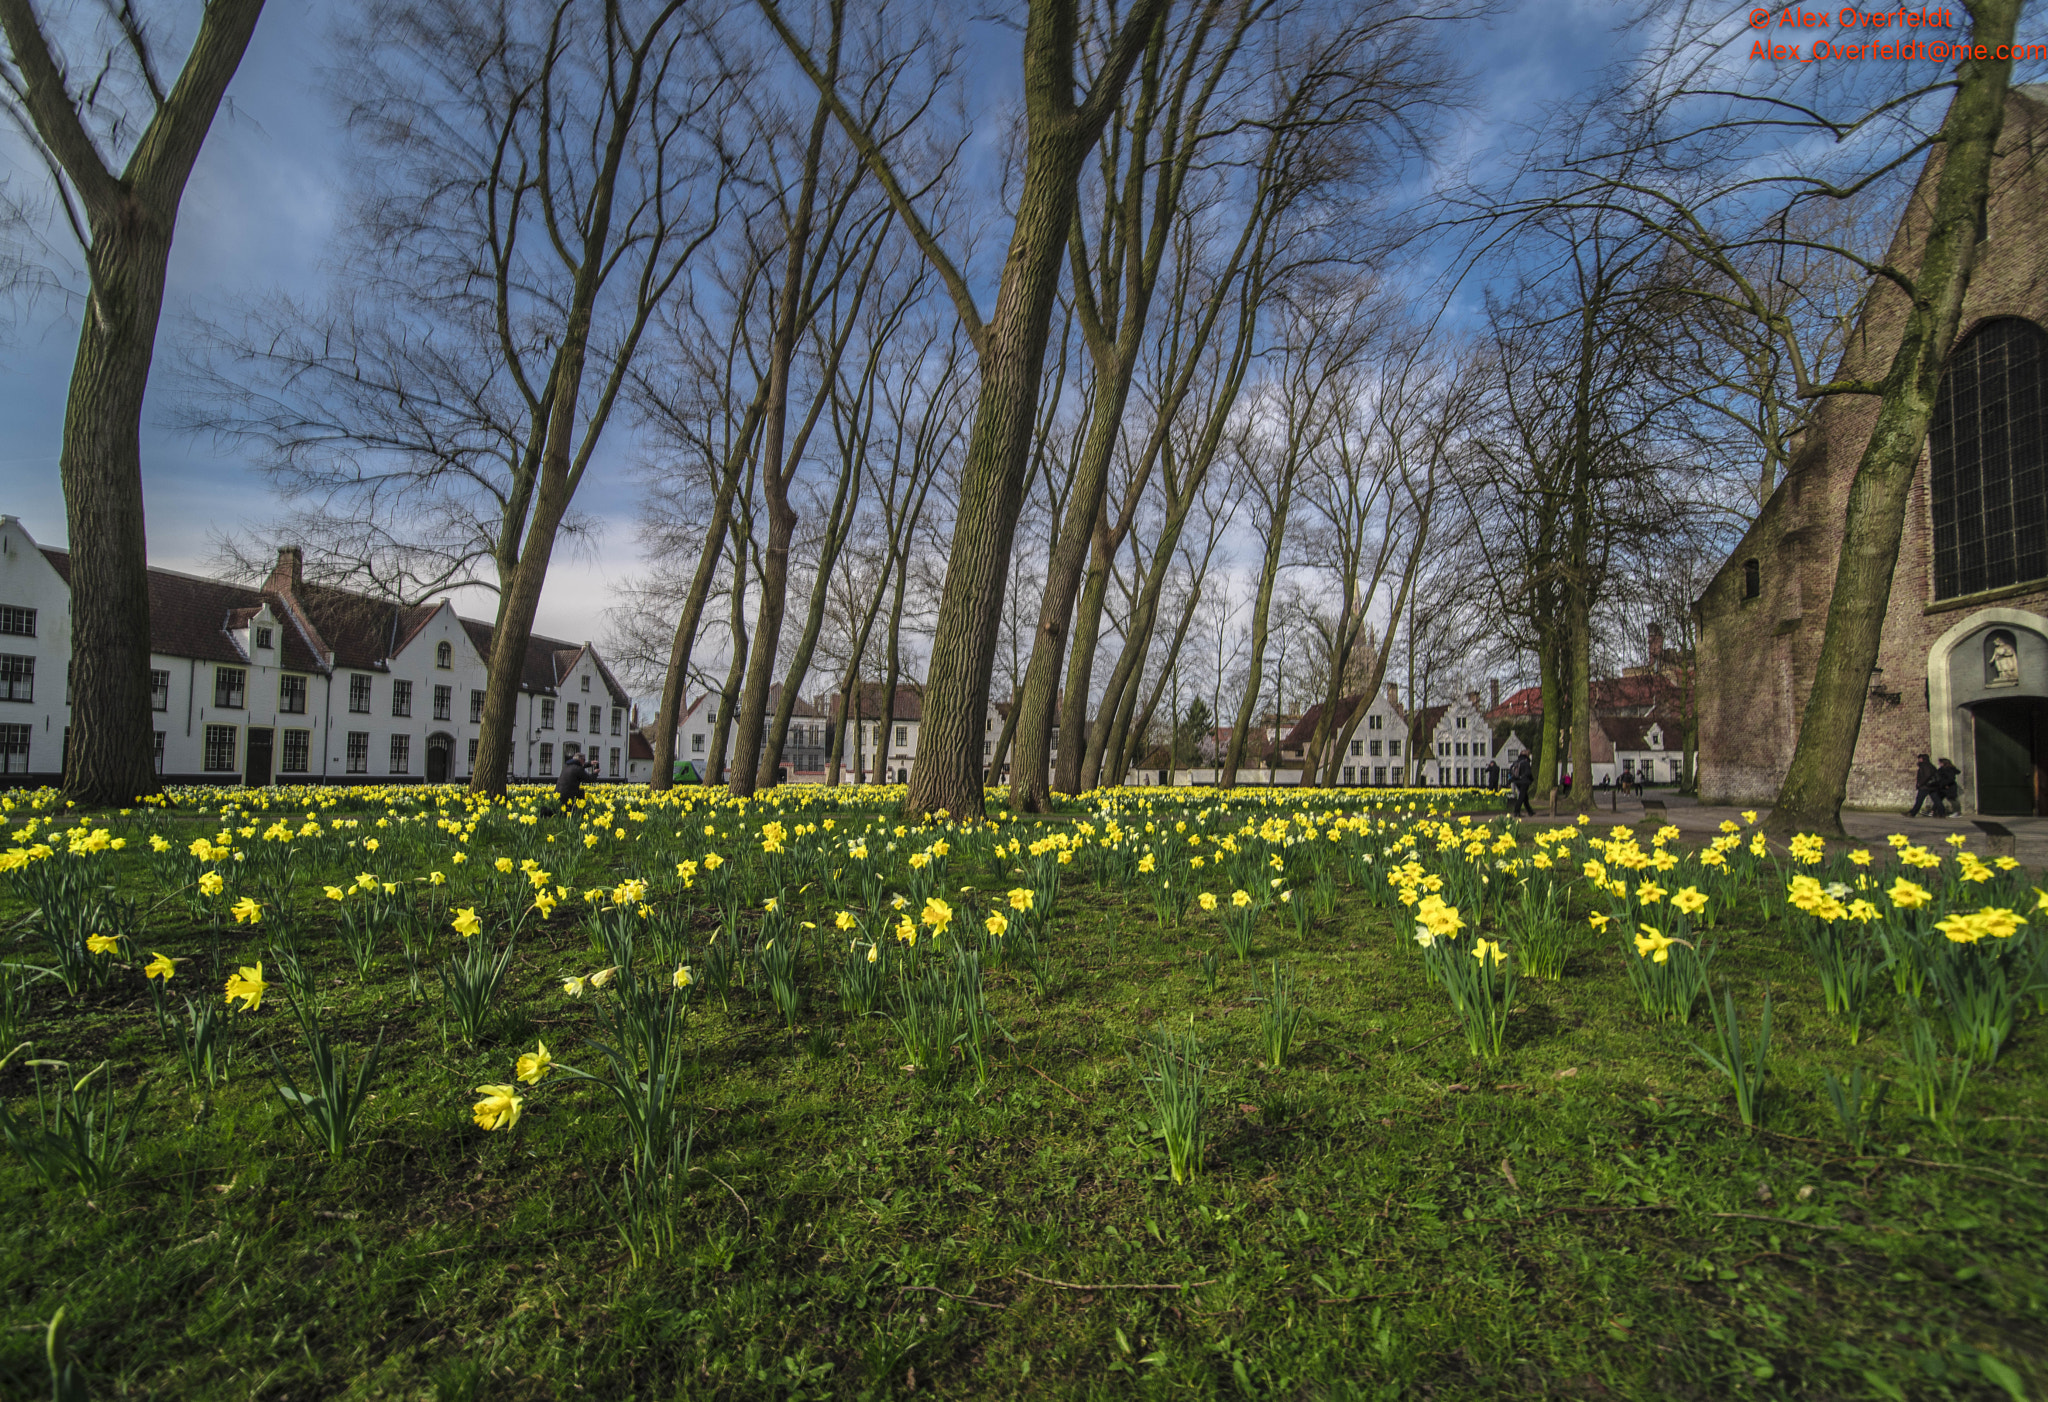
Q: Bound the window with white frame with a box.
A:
[390,734,410,773]
[346,732,368,773]
[152,730,164,774]
[150,669,169,711]
[580,675,590,693]
[391,680,412,718]
[470,689,485,723]
[539,743,554,776]
[0,723,29,773]
[436,641,452,669]
[691,733,704,752]
[566,702,580,732]
[349,674,372,713]
[608,747,620,777]
[610,708,622,736]
[0,606,34,637]
[214,667,245,709]
[279,674,307,715]
[433,684,452,721]
[895,725,908,746]
[254,625,273,651]
[281,729,310,773]
[1367,714,1382,730]
[540,700,555,729]
[0,654,35,703]
[589,707,601,735]
[203,725,237,772]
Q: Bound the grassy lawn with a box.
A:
[0,787,2043,1401]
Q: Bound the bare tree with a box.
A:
[1521,0,2027,830]
[759,0,1172,818]
[1,0,266,802]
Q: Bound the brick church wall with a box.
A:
[1698,88,2048,814]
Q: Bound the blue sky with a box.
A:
[0,0,1629,652]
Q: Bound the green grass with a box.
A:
[1,800,2045,1400]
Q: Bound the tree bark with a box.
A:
[1767,14,2018,833]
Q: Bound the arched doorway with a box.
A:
[426,732,453,783]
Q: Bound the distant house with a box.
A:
[0,517,631,788]
[668,684,828,784]
[1593,715,1684,787]
[1416,691,1497,787]
[1281,686,1410,786]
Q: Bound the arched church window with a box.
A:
[1931,317,2048,599]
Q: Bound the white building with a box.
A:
[0,518,635,788]
[1417,690,1500,788]
[1277,685,1412,786]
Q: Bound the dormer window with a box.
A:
[436,641,452,669]
[255,626,273,651]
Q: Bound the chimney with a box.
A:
[1385,682,1400,710]
[267,545,304,595]
[1489,678,1500,711]
[1647,622,1665,667]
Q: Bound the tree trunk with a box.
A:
[58,218,175,806]
[1534,633,1563,803]
[649,397,764,792]
[1223,504,1289,789]
[1564,571,1595,813]
[1051,532,1117,792]
[1767,14,2017,833]
[704,563,750,788]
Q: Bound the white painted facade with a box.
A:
[1418,691,1500,787]
[0,516,633,788]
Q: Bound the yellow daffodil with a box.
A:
[472,1084,523,1131]
[515,1042,553,1084]
[1670,887,1707,916]
[1633,924,1675,964]
[230,896,262,925]
[1007,888,1034,912]
[452,906,482,938]
[224,962,268,1012]
[673,964,693,989]
[143,951,177,982]
[85,933,120,955]
[1887,878,1933,909]
[985,911,1008,937]
[1471,938,1505,967]
[197,871,225,897]
[1231,889,1252,908]
[1198,892,1218,911]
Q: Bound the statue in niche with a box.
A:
[1985,630,2021,687]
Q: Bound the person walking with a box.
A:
[1934,758,1961,818]
[1906,753,1938,817]
[1509,752,1535,817]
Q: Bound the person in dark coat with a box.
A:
[1508,753,1535,817]
[1934,758,1961,817]
[555,755,589,807]
[1906,753,1938,817]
